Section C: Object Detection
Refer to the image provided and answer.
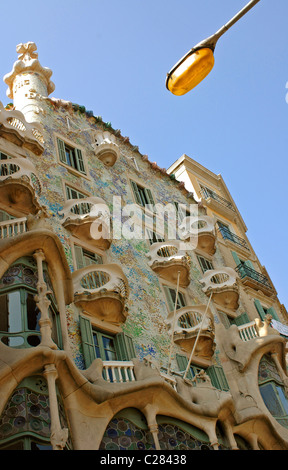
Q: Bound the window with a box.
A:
[174,202,190,224]
[65,185,91,215]
[74,245,103,269]
[93,330,117,361]
[197,255,214,273]
[254,300,279,322]
[146,228,165,245]
[176,354,229,391]
[0,209,14,222]
[131,181,154,209]
[0,257,61,349]
[217,311,250,329]
[79,315,136,368]
[163,285,186,312]
[57,137,86,174]
[259,355,288,429]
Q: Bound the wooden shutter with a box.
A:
[131,181,143,206]
[114,333,136,361]
[267,307,279,321]
[74,245,85,269]
[163,286,176,312]
[217,311,231,329]
[79,315,96,368]
[206,365,229,391]
[232,312,250,326]
[176,354,193,379]
[231,251,241,267]
[254,299,266,321]
[75,148,86,174]
[144,188,155,207]
[57,138,67,164]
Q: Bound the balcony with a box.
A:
[200,267,239,311]
[146,241,190,287]
[92,130,120,167]
[0,157,42,214]
[218,227,250,252]
[0,217,27,240]
[179,215,216,255]
[0,101,44,156]
[166,305,215,360]
[235,263,274,297]
[72,263,129,323]
[200,187,235,218]
[59,196,111,250]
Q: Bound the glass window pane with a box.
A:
[260,383,284,417]
[8,291,22,333]
[27,293,41,331]
[102,336,117,361]
[276,386,288,415]
[92,332,101,358]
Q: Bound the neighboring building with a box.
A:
[0,42,287,451]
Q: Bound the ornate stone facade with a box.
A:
[0,43,287,451]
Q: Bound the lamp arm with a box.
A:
[194,0,261,52]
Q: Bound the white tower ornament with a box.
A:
[3,42,55,122]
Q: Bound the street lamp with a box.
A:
[166,0,261,96]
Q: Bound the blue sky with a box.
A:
[0,0,287,308]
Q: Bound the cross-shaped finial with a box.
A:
[16,42,38,61]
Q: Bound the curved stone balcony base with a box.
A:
[166,305,215,361]
[0,179,41,215]
[0,101,44,156]
[72,264,129,324]
[75,292,127,324]
[179,215,216,256]
[59,197,111,250]
[152,259,190,287]
[196,232,216,256]
[200,267,240,312]
[146,241,190,287]
[63,217,111,251]
[92,131,120,167]
[95,145,119,167]
[174,331,215,361]
[211,287,240,311]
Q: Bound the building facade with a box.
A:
[0,42,287,451]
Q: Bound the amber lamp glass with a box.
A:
[166,48,215,96]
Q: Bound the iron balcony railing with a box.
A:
[200,187,235,212]
[235,263,273,291]
[218,227,250,251]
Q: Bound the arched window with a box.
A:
[0,256,61,349]
[100,408,155,450]
[259,354,288,428]
[0,376,72,450]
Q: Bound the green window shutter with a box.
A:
[254,299,266,321]
[131,181,143,206]
[231,251,241,267]
[57,138,67,164]
[79,315,96,368]
[244,260,254,270]
[232,312,250,326]
[217,311,231,329]
[74,245,85,269]
[75,148,86,174]
[144,188,155,206]
[206,365,229,391]
[114,333,136,361]
[176,354,193,379]
[267,307,279,321]
[163,286,177,312]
